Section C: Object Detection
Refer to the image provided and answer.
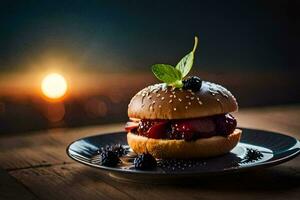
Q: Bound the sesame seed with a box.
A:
[191,92,195,95]
[190,97,194,100]
[216,99,220,102]
[197,97,200,100]
[169,95,173,98]
[198,101,203,105]
[142,94,146,97]
[185,106,188,109]
[178,98,182,102]
[149,106,153,110]
[169,99,173,103]
[173,108,177,111]
[188,102,191,105]
[158,105,162,108]
[156,94,161,97]
[173,95,176,98]
[161,97,165,100]
[152,101,156,104]
[185,95,190,98]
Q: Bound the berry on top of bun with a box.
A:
[125,37,241,159]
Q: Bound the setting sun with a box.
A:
[41,73,68,99]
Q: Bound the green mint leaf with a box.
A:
[171,79,183,88]
[151,64,182,85]
[175,36,198,78]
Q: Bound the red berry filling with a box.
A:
[125,114,237,141]
[125,121,139,132]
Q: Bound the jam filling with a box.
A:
[125,114,237,141]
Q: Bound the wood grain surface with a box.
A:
[0,105,299,200]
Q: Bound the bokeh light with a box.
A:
[44,102,66,123]
[0,102,5,115]
[84,98,108,118]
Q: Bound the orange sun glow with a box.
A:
[41,73,68,100]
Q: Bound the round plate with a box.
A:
[66,128,300,183]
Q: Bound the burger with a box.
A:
[125,37,241,159]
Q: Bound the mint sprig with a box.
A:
[152,64,182,85]
[176,36,198,78]
[151,36,198,88]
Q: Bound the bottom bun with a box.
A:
[127,129,242,158]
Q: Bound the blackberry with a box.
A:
[99,145,111,153]
[98,144,127,157]
[182,76,202,92]
[134,153,157,170]
[110,144,127,157]
[137,120,155,137]
[170,124,195,141]
[99,150,120,167]
[169,124,182,139]
[137,120,166,137]
[170,131,183,140]
[170,131,195,141]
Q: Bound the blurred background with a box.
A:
[0,0,298,134]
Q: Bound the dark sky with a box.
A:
[0,0,296,73]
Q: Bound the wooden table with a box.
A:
[0,105,299,200]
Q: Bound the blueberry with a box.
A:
[134,153,157,170]
[99,150,120,167]
[182,76,202,92]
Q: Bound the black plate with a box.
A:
[66,128,300,183]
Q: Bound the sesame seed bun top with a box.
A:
[128,81,238,119]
